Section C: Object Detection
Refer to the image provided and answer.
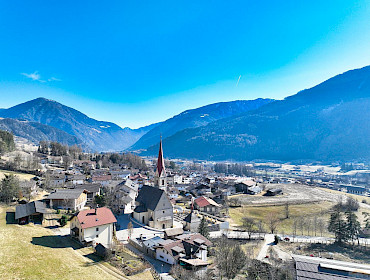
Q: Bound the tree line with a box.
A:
[38,141,82,158]
[0,130,15,155]
[214,163,256,177]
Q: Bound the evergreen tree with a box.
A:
[0,174,20,204]
[198,216,209,238]
[345,210,361,244]
[328,209,349,244]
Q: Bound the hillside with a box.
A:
[0,118,82,147]
[143,66,370,161]
[130,98,274,150]
[0,98,156,151]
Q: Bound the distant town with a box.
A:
[0,133,369,279]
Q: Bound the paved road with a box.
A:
[126,243,175,280]
[257,234,275,261]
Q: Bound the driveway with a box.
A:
[126,243,174,280]
[257,234,275,261]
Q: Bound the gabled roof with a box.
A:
[46,189,86,200]
[164,227,184,237]
[76,207,117,229]
[135,185,166,211]
[175,233,212,247]
[15,201,47,220]
[194,196,220,208]
[75,183,101,193]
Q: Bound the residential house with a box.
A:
[110,170,131,180]
[245,186,262,195]
[164,228,184,239]
[133,185,173,229]
[45,189,87,211]
[75,183,101,203]
[48,174,66,188]
[155,233,212,266]
[129,174,148,187]
[15,201,47,225]
[234,180,256,193]
[70,207,116,247]
[194,196,221,216]
[111,179,138,214]
[91,174,112,186]
[66,174,86,185]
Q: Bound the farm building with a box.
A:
[265,188,283,196]
[293,254,370,279]
[346,185,366,195]
[15,201,47,225]
[45,189,87,211]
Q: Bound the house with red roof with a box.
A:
[194,196,221,215]
[70,207,117,247]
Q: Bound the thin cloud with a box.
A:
[21,71,45,82]
[21,71,61,83]
[236,75,241,87]
[48,77,62,82]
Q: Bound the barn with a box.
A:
[15,201,47,225]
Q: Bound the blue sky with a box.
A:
[0,1,369,128]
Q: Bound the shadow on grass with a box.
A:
[31,235,82,250]
[84,252,103,263]
[45,225,60,229]
[6,211,16,224]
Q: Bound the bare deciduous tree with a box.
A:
[266,212,280,234]
[242,217,257,239]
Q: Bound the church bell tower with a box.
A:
[154,137,167,189]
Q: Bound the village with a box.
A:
[0,136,370,280]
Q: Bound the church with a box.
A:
[132,139,174,229]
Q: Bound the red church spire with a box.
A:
[156,137,165,177]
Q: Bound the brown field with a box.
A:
[228,201,335,236]
[278,242,370,264]
[0,169,35,181]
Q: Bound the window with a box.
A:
[96,227,99,231]
[96,235,99,238]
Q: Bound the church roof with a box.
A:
[135,185,165,211]
[156,139,166,177]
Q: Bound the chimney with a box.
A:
[95,207,98,215]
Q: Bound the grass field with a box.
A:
[0,169,35,181]
[0,205,153,280]
[228,201,335,236]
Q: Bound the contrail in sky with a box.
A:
[236,75,241,87]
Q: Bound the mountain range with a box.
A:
[0,98,157,151]
[0,97,271,153]
[143,66,370,161]
[1,65,369,162]
[130,98,274,150]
